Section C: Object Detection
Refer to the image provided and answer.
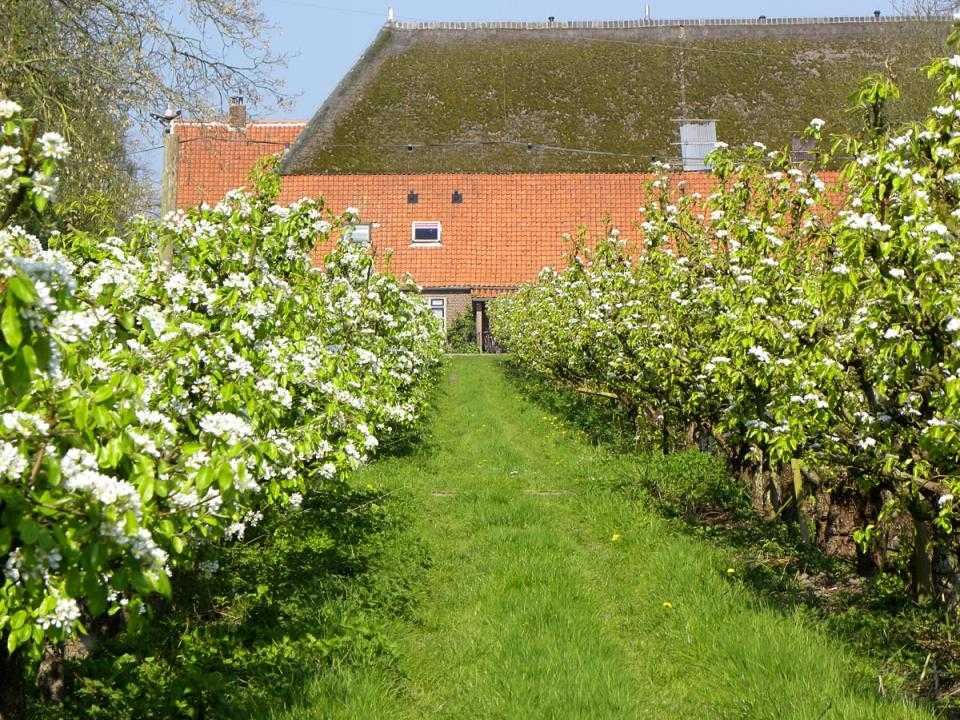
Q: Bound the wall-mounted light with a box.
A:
[452,190,463,204]
[407,190,418,204]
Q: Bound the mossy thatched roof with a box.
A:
[281,17,948,175]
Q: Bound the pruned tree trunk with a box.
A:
[35,644,65,703]
[912,516,934,602]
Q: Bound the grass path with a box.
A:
[276,356,931,720]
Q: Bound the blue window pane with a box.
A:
[414,226,439,241]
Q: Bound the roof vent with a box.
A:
[678,120,717,171]
[452,190,463,204]
[407,190,418,204]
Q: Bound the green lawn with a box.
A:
[273,356,931,720]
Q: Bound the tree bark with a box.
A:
[912,516,934,602]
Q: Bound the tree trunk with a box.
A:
[35,644,65,703]
[911,516,934,602]
[0,643,26,720]
[660,417,670,455]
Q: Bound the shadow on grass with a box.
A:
[501,359,960,714]
[24,483,426,720]
[25,400,440,720]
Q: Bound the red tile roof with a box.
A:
[283,172,717,289]
[173,121,306,208]
[173,123,837,293]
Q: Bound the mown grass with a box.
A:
[274,356,932,719]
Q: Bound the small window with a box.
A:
[429,297,446,326]
[412,221,442,245]
[343,223,372,244]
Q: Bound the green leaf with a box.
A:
[2,303,23,349]
[154,571,172,599]
[18,518,41,544]
[7,277,35,303]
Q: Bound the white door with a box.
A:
[429,298,446,328]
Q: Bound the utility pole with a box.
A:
[153,103,181,215]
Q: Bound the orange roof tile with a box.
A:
[173,121,306,208]
[174,125,838,293]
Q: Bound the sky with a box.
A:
[139,0,905,181]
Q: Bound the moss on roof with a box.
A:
[282,20,945,175]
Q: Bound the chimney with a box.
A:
[387,6,396,23]
[227,96,247,129]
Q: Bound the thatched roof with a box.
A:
[280,16,948,175]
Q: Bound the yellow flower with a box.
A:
[662,601,673,609]
[726,567,736,575]
[611,532,622,542]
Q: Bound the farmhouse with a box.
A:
[167,14,944,347]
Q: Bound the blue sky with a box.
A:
[141,0,899,180]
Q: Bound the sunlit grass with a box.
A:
[273,356,931,720]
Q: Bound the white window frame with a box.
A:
[411,221,442,246]
[343,223,372,244]
[428,297,446,328]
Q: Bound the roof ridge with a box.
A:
[388,14,944,31]
[175,120,307,127]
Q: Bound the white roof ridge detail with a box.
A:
[389,15,942,31]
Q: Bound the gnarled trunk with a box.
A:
[911,516,934,602]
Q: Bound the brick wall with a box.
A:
[423,290,472,331]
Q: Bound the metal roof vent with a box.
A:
[678,120,717,171]
[407,190,418,204]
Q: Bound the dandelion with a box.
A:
[809,118,825,130]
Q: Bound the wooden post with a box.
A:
[159,127,179,217]
[475,301,484,353]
